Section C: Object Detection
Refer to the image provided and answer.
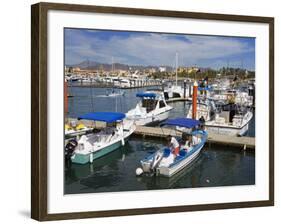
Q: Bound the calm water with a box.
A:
[65,136,255,194]
[65,86,255,194]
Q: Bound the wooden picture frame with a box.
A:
[31,2,274,221]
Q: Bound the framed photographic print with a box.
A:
[31,2,274,221]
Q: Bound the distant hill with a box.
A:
[66,60,173,72]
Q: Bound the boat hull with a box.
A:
[71,138,126,164]
[141,130,207,177]
[205,123,249,136]
[133,109,172,126]
[157,143,204,177]
[205,111,253,136]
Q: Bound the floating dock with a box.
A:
[66,118,255,150]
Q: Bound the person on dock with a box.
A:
[167,135,180,156]
[199,116,206,130]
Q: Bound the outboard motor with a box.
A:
[65,139,78,165]
[150,150,164,171]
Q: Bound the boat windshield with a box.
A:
[141,99,157,113]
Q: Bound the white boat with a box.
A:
[187,101,253,136]
[126,92,173,126]
[186,99,217,122]
[118,78,131,88]
[209,89,254,107]
[139,118,207,177]
[205,103,253,136]
[164,84,188,98]
[105,89,125,97]
[164,53,192,99]
[67,112,136,164]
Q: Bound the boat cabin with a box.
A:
[136,92,168,113]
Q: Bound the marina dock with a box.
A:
[67,79,162,89]
[133,126,255,149]
[66,118,255,150]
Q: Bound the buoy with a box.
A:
[136,167,143,176]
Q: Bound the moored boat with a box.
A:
[67,112,136,164]
[126,92,173,126]
[138,118,207,177]
[204,103,253,136]
[186,98,253,136]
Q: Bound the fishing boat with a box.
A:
[126,92,173,126]
[68,112,136,164]
[186,99,253,136]
[137,118,207,177]
[204,103,253,136]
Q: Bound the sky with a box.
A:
[64,28,255,70]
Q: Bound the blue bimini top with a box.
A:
[78,112,125,123]
[160,118,201,129]
[198,86,212,91]
[136,92,156,98]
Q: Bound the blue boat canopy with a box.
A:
[136,92,156,98]
[78,112,125,123]
[160,118,201,128]
[198,86,212,91]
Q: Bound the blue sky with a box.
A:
[65,28,255,70]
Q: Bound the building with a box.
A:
[159,66,166,72]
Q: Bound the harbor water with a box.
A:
[65,86,255,194]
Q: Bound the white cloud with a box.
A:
[65,30,255,69]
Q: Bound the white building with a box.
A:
[159,66,166,72]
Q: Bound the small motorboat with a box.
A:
[96,89,125,97]
[105,89,125,97]
[68,112,136,164]
[126,92,173,126]
[138,118,207,177]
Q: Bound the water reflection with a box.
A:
[65,137,255,194]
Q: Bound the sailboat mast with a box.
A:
[111,56,114,75]
[176,52,178,86]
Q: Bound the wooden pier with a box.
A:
[133,126,255,149]
[66,118,255,150]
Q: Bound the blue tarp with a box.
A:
[160,118,201,128]
[136,92,156,98]
[78,112,125,123]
